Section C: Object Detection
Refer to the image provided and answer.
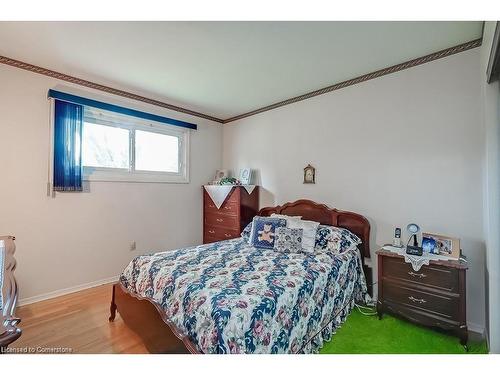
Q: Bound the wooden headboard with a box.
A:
[257,199,371,261]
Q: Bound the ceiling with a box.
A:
[0,21,483,120]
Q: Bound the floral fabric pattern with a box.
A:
[315,225,361,254]
[120,237,368,354]
[274,227,303,253]
[241,222,252,242]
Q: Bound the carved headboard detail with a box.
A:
[257,199,371,261]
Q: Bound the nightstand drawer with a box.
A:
[383,282,459,320]
[383,256,458,293]
[205,212,239,229]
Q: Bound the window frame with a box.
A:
[82,107,190,184]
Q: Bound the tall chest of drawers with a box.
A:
[376,249,468,349]
[203,186,259,244]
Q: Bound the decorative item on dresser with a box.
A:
[376,249,468,350]
[0,236,22,352]
[203,185,259,243]
[238,168,253,185]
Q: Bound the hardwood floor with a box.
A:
[10,284,149,354]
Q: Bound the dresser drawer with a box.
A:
[203,235,222,244]
[204,226,240,241]
[383,256,458,293]
[383,281,459,320]
[225,189,239,203]
[204,199,239,215]
[205,212,239,229]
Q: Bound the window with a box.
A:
[135,130,179,173]
[82,108,189,183]
[83,122,129,169]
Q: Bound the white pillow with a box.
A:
[287,219,319,253]
[270,213,303,220]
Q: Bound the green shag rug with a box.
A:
[319,309,488,354]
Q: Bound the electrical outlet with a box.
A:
[129,241,136,251]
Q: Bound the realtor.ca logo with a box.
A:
[1,346,73,354]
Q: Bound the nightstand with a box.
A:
[376,249,468,349]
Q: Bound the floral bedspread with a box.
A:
[120,237,368,354]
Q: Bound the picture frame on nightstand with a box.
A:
[422,232,460,259]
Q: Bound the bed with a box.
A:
[109,199,371,353]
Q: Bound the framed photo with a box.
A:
[422,232,460,259]
[214,169,229,182]
[239,168,253,185]
[303,164,315,184]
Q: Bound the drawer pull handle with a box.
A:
[224,233,232,238]
[208,230,215,234]
[216,218,223,222]
[408,271,426,278]
[408,296,427,304]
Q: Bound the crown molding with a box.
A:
[0,38,482,125]
[223,38,482,123]
[0,55,224,123]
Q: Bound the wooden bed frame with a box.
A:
[109,199,371,353]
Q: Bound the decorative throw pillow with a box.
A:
[315,225,361,254]
[243,215,301,242]
[249,217,287,249]
[274,227,303,253]
[286,219,320,253]
[241,222,252,242]
[315,225,334,249]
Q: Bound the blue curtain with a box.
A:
[53,100,83,192]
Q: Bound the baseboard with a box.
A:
[485,327,490,351]
[468,322,485,338]
[18,275,119,307]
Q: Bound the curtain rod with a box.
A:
[47,89,197,130]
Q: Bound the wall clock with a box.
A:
[303,164,315,184]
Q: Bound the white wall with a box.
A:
[0,64,222,303]
[223,48,486,332]
[480,22,500,353]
